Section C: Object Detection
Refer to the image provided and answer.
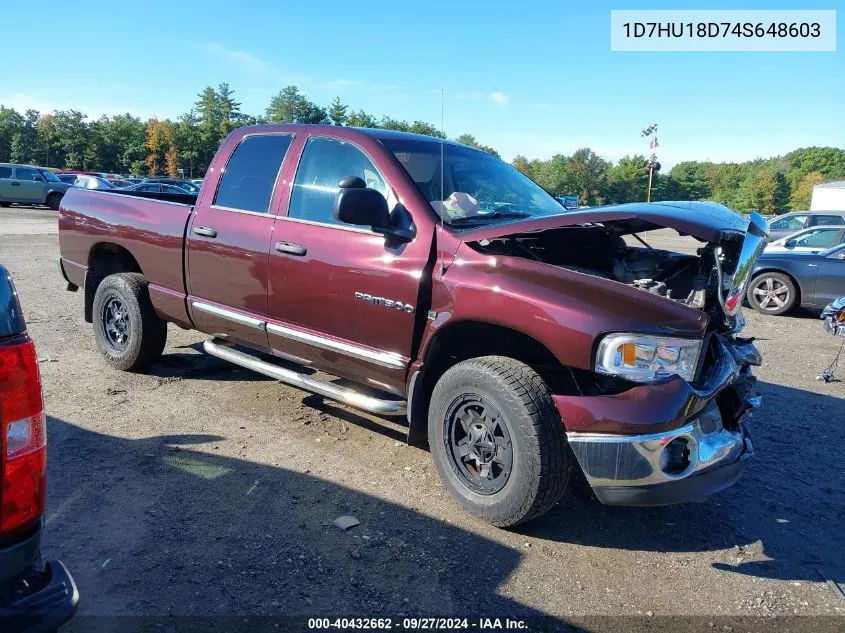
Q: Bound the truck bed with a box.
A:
[58,187,195,327]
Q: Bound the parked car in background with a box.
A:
[767,211,845,241]
[0,164,71,210]
[764,225,845,254]
[73,175,114,190]
[123,182,194,194]
[56,174,79,185]
[191,179,203,187]
[747,243,845,315]
[141,177,200,193]
[0,265,79,631]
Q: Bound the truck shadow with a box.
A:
[43,417,577,629]
[518,381,845,586]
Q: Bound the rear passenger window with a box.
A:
[213,135,293,213]
[288,137,387,226]
[0,167,12,178]
[815,215,844,226]
[14,167,39,181]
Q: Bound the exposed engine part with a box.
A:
[817,296,845,383]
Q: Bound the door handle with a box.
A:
[275,241,307,256]
[193,226,218,238]
[10,182,20,186]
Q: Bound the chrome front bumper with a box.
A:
[567,337,761,506]
[568,401,755,505]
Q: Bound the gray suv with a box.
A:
[0,163,72,210]
[768,210,845,240]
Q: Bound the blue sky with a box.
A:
[2,0,841,167]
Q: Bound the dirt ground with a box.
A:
[2,206,844,627]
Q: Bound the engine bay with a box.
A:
[472,223,720,309]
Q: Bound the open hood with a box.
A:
[454,201,752,245]
[458,202,769,324]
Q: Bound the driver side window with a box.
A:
[288,137,387,227]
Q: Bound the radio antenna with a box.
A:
[439,88,446,275]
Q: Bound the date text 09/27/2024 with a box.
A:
[307,618,528,630]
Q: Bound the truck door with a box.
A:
[186,132,294,351]
[9,167,44,203]
[266,135,432,395]
[814,247,845,307]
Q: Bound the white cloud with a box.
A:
[490,92,510,107]
[198,41,274,75]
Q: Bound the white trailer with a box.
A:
[811,181,845,211]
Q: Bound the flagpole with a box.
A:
[641,123,659,203]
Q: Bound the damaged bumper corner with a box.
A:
[558,338,761,506]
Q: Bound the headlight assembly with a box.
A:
[595,334,703,383]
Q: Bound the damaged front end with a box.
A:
[464,204,770,505]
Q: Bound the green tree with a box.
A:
[511,155,532,178]
[567,148,608,205]
[740,167,790,214]
[10,110,40,165]
[327,97,348,126]
[0,106,25,162]
[605,155,648,203]
[669,161,710,200]
[454,133,499,157]
[265,85,327,124]
[789,170,825,210]
[216,82,241,140]
[345,109,378,128]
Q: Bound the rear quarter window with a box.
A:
[815,215,845,226]
[213,134,293,213]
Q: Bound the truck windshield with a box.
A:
[380,138,563,227]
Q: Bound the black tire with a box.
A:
[746,272,797,316]
[0,202,10,207]
[46,192,62,211]
[92,273,167,371]
[428,356,571,527]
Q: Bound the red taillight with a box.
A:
[0,338,47,537]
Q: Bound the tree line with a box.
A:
[1,83,843,213]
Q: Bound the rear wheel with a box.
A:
[747,272,797,316]
[46,192,62,210]
[428,356,571,527]
[0,202,10,207]
[92,273,167,371]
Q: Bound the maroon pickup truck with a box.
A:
[57,125,768,526]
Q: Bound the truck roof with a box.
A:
[235,124,460,147]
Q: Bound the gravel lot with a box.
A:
[2,206,844,627]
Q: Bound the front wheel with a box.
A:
[92,273,167,371]
[46,192,62,210]
[428,356,571,527]
[746,272,797,316]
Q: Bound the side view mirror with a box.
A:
[334,177,390,228]
[334,176,414,242]
[33,176,44,182]
[784,239,796,248]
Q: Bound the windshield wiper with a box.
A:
[448,211,531,225]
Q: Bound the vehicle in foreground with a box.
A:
[58,125,766,526]
[0,265,79,631]
[747,243,845,315]
[764,225,845,254]
[0,164,71,210]
[767,211,845,241]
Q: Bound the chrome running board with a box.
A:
[203,338,407,417]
